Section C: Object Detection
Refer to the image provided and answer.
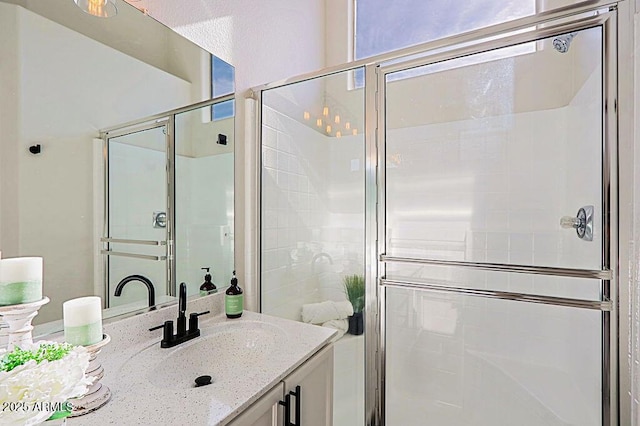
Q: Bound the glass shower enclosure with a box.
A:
[257,6,618,426]
[260,69,367,426]
[381,22,613,425]
[380,10,615,426]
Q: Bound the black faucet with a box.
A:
[114,274,156,308]
[149,282,209,348]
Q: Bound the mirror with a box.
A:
[104,101,235,313]
[0,0,234,328]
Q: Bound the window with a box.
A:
[211,55,235,120]
[353,0,537,86]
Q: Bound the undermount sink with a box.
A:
[121,320,288,390]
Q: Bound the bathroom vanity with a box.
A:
[229,344,333,426]
[66,293,335,426]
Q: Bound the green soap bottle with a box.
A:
[199,267,217,296]
[225,270,243,318]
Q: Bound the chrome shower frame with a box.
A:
[250,1,632,424]
[376,8,619,426]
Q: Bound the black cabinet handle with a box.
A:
[289,385,301,426]
[279,385,301,426]
[279,393,291,426]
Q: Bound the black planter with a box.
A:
[348,311,364,335]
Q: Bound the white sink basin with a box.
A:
[122,320,287,390]
[76,311,337,426]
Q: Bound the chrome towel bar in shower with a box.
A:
[101,238,167,246]
[380,255,612,280]
[100,250,167,261]
[381,278,612,311]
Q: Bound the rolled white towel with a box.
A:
[301,300,353,324]
[322,319,349,342]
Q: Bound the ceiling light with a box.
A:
[74,0,117,18]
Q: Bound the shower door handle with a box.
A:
[560,205,593,241]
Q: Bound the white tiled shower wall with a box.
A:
[260,103,365,426]
[261,105,364,320]
[385,66,602,424]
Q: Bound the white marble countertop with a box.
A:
[67,295,335,426]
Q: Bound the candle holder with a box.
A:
[0,297,49,350]
[68,333,112,417]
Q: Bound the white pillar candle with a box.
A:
[0,257,43,306]
[63,296,103,346]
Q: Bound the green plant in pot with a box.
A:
[343,274,365,335]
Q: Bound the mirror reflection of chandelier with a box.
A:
[74,0,117,18]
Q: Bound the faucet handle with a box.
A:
[179,282,187,314]
[150,320,175,347]
[188,311,210,332]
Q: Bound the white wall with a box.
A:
[0,4,20,257]
[4,0,208,99]
[632,9,640,426]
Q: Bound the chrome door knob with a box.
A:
[560,206,594,241]
[153,211,167,228]
[560,216,581,229]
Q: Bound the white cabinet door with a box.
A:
[229,382,284,426]
[281,344,334,426]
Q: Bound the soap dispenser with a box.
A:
[199,267,217,296]
[225,270,243,319]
